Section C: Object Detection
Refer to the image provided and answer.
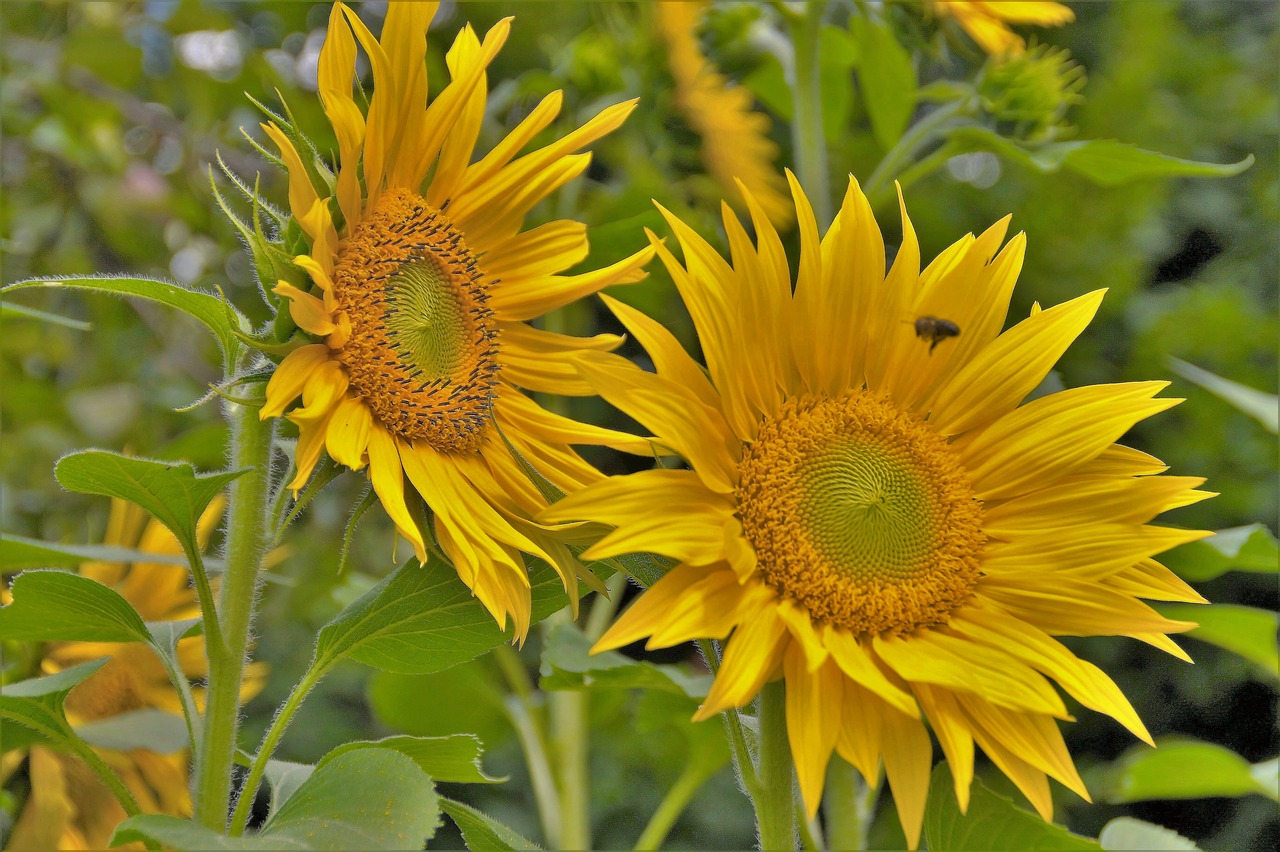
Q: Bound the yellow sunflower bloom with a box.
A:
[260,2,655,639]
[931,1,1075,56]
[2,498,265,849]
[541,175,1211,847]
[655,0,794,228]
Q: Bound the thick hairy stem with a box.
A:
[194,385,276,830]
[755,681,797,851]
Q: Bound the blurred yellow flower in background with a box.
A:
[544,175,1209,848]
[931,1,1075,56]
[1,498,265,850]
[261,2,654,640]
[655,0,794,229]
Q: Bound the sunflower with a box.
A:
[541,175,1211,846]
[259,3,654,639]
[655,0,793,228]
[930,1,1075,56]
[1,498,264,849]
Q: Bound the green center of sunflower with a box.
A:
[735,391,985,637]
[332,188,498,453]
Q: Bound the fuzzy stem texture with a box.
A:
[194,385,275,831]
[756,680,798,851]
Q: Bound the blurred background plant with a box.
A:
[2,1,1275,849]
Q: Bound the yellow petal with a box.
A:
[482,220,589,281]
[600,293,720,410]
[879,702,934,850]
[273,282,336,336]
[324,395,373,471]
[261,122,319,227]
[913,683,976,811]
[592,563,721,652]
[367,429,426,562]
[786,647,844,817]
[873,629,1067,717]
[930,289,1106,436]
[490,242,655,322]
[694,603,788,721]
[822,625,918,718]
[261,344,329,419]
[317,3,365,231]
[957,382,1180,501]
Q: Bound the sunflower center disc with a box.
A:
[736,391,985,637]
[332,188,498,453]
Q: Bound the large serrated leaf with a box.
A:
[312,554,580,676]
[260,748,440,849]
[0,569,150,643]
[923,763,1101,851]
[319,734,502,784]
[55,451,246,562]
[2,276,244,364]
[441,797,541,852]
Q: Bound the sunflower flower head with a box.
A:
[980,43,1085,140]
[542,174,1211,847]
[256,2,654,641]
[2,498,264,849]
[655,0,794,229]
[930,1,1075,56]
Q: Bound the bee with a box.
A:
[912,316,960,353]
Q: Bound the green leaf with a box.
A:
[312,553,581,677]
[2,275,244,364]
[1159,603,1278,676]
[0,658,109,751]
[539,622,711,698]
[0,532,193,571]
[1169,358,1278,433]
[260,748,440,849]
[1099,817,1200,850]
[320,735,502,784]
[850,16,917,150]
[0,569,150,643]
[74,709,189,754]
[263,759,316,815]
[1097,739,1278,803]
[1162,524,1278,582]
[54,451,246,561]
[440,797,541,852]
[368,663,513,749]
[0,301,91,331]
[948,128,1254,186]
[924,763,1101,851]
[117,750,441,849]
[111,815,285,850]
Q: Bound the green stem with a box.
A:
[824,757,872,851]
[585,571,629,641]
[549,612,591,851]
[228,663,327,835]
[789,0,831,227]
[66,734,142,817]
[696,640,762,802]
[634,761,706,852]
[195,385,276,831]
[861,99,975,203]
[755,681,796,851]
[495,644,562,847]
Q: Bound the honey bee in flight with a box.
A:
[912,316,960,353]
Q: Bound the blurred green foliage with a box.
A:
[1,1,1275,850]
